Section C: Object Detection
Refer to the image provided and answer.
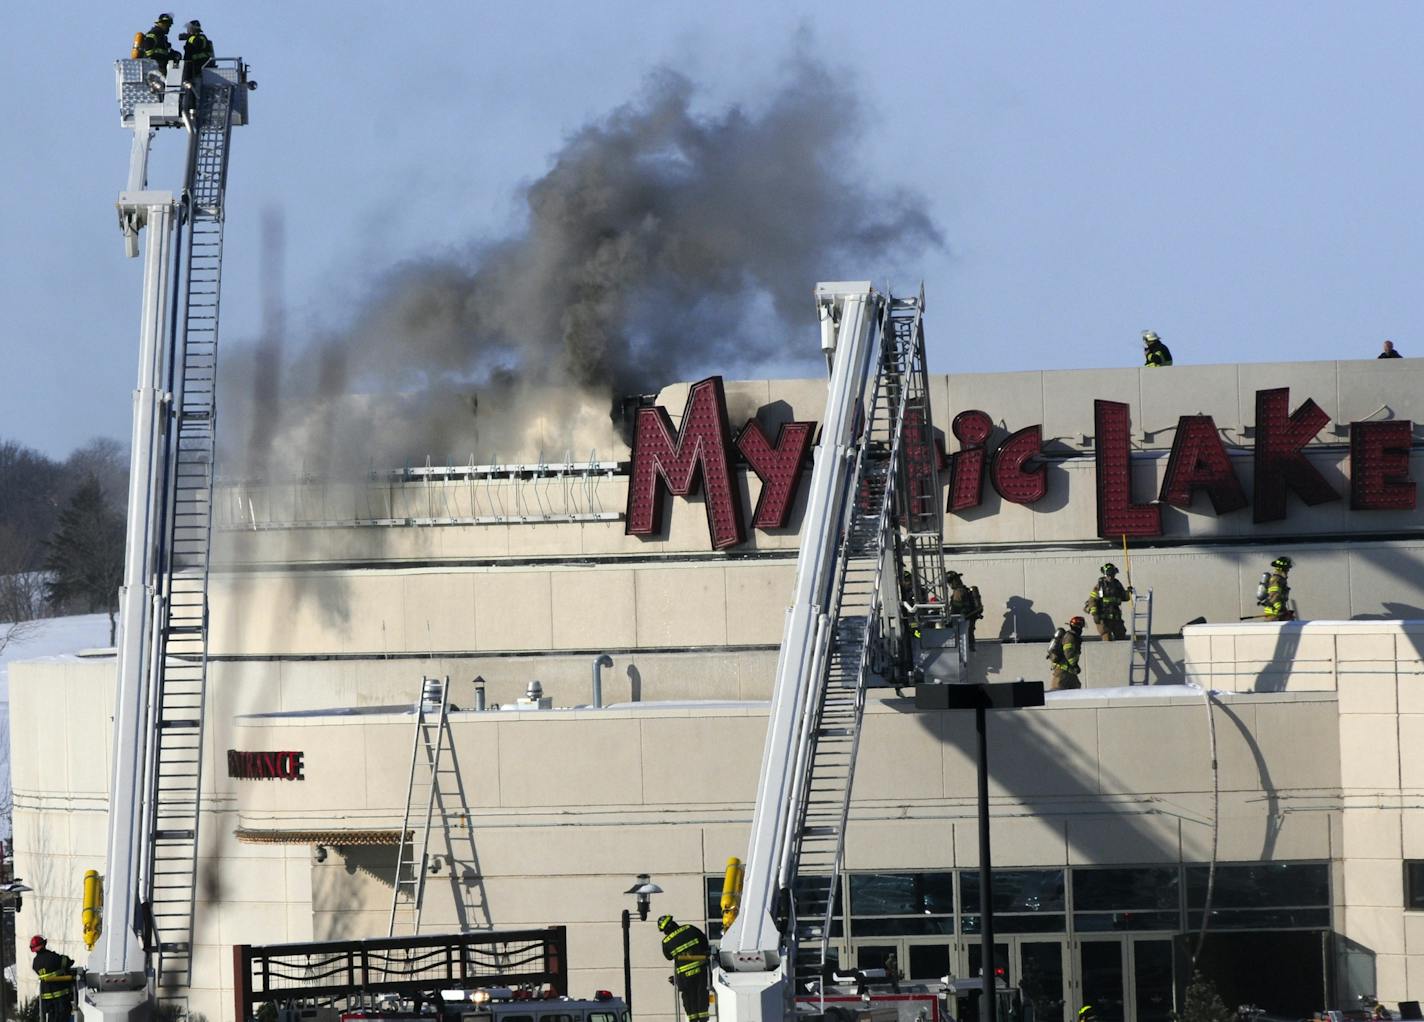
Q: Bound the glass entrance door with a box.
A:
[960,938,1069,1022]
[1130,938,1175,1022]
[1077,939,1126,1022]
[1019,940,1068,1022]
[851,939,954,984]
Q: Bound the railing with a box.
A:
[215,456,621,530]
[233,927,567,1019]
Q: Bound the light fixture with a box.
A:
[623,873,663,922]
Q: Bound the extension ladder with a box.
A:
[389,677,453,936]
[1128,589,1154,686]
[142,73,235,993]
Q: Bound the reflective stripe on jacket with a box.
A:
[140,26,174,61]
[1145,343,1173,367]
[661,922,709,974]
[184,32,214,67]
[34,948,75,1000]
[1095,577,1127,611]
[1052,634,1081,672]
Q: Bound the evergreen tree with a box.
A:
[1174,971,1234,1022]
[43,477,125,644]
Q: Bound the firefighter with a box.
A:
[135,13,178,69]
[1142,330,1173,367]
[657,914,711,1022]
[181,19,215,76]
[1261,556,1295,621]
[1077,1006,1098,1022]
[946,571,984,651]
[1085,563,1129,641]
[30,935,76,1022]
[1048,617,1085,690]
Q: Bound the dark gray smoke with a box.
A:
[222,56,942,479]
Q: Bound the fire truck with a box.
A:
[713,281,964,1022]
[328,986,629,1022]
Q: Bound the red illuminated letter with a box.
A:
[990,425,1046,504]
[625,376,746,550]
[1350,420,1416,511]
[900,408,942,527]
[948,410,992,512]
[1094,400,1162,538]
[1159,415,1247,514]
[1252,388,1338,523]
[737,418,815,529]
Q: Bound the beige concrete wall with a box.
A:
[207,561,795,658]
[203,533,1424,660]
[1181,619,1424,1004]
[8,658,315,1022]
[13,646,1351,1022]
[275,690,1338,1019]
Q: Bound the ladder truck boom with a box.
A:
[89,55,251,1022]
[714,282,951,1022]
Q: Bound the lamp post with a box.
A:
[0,882,30,1022]
[916,681,1044,1022]
[621,874,663,1015]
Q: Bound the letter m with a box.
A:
[625,376,746,550]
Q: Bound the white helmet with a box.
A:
[1142,330,1160,345]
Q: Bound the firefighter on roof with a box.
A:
[658,914,711,1022]
[1048,617,1085,690]
[1259,556,1295,621]
[1142,330,1173,367]
[1085,563,1129,641]
[30,936,76,1022]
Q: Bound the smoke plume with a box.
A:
[222,56,943,479]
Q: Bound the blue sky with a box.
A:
[3,2,1422,457]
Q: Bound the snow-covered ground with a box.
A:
[0,614,114,838]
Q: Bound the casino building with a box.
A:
[12,356,1424,1022]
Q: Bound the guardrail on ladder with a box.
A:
[143,74,235,994]
[787,298,923,989]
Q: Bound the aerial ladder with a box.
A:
[713,283,949,1022]
[86,55,252,1022]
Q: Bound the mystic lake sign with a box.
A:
[623,377,1418,550]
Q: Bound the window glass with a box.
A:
[501,1016,533,1022]
[589,1014,617,1022]
[705,876,724,938]
[1408,862,1424,911]
[1185,864,1328,909]
[960,870,1065,913]
[855,945,899,974]
[1072,868,1179,912]
[960,914,1064,935]
[907,945,950,981]
[1186,908,1330,930]
[538,1015,574,1022]
[849,873,953,916]
[852,917,954,937]
[1072,911,1181,933]
[794,874,844,914]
